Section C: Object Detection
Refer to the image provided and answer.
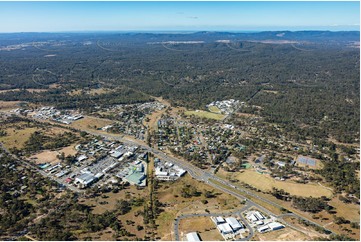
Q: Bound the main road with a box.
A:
[4,114,334,239]
[84,130,334,238]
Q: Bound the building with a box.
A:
[268,222,284,231]
[217,223,233,234]
[110,150,123,159]
[297,156,316,167]
[255,155,265,163]
[77,154,88,162]
[75,173,95,188]
[186,232,201,241]
[214,216,226,225]
[257,225,269,233]
[225,217,243,231]
[254,211,265,220]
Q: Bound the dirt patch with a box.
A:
[255,227,312,241]
[30,150,61,165]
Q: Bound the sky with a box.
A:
[0,1,359,32]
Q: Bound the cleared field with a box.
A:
[185,110,225,120]
[253,227,315,241]
[0,101,23,111]
[0,127,39,149]
[118,206,146,239]
[79,187,148,214]
[30,150,60,165]
[328,197,360,222]
[69,88,111,96]
[156,174,244,240]
[232,170,332,197]
[208,105,222,113]
[179,217,223,241]
[70,116,113,131]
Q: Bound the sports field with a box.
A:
[208,105,222,113]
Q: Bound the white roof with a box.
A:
[268,222,284,230]
[248,214,258,221]
[225,217,242,230]
[186,232,200,241]
[216,216,225,223]
[254,211,264,220]
[258,225,269,232]
[217,223,233,234]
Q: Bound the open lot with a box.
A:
[155,174,244,240]
[178,217,223,241]
[220,169,332,198]
[184,110,225,120]
[252,226,315,241]
[70,116,113,131]
[0,127,40,149]
[79,187,148,214]
[0,101,23,111]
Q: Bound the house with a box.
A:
[276,161,286,167]
[186,232,201,241]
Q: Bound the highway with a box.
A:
[84,130,334,239]
[2,114,334,240]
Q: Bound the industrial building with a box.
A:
[186,232,201,241]
[75,173,96,188]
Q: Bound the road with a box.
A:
[173,202,253,241]
[84,130,334,239]
[2,114,334,240]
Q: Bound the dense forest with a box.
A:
[0,31,359,142]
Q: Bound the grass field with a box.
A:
[208,105,222,114]
[79,187,148,214]
[179,217,223,241]
[155,174,244,240]
[221,169,332,198]
[70,116,113,131]
[0,101,23,111]
[0,127,39,149]
[184,110,225,120]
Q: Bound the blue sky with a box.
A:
[0,1,359,32]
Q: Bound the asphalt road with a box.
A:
[1,115,334,240]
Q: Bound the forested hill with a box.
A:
[0,30,359,46]
[0,31,359,143]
